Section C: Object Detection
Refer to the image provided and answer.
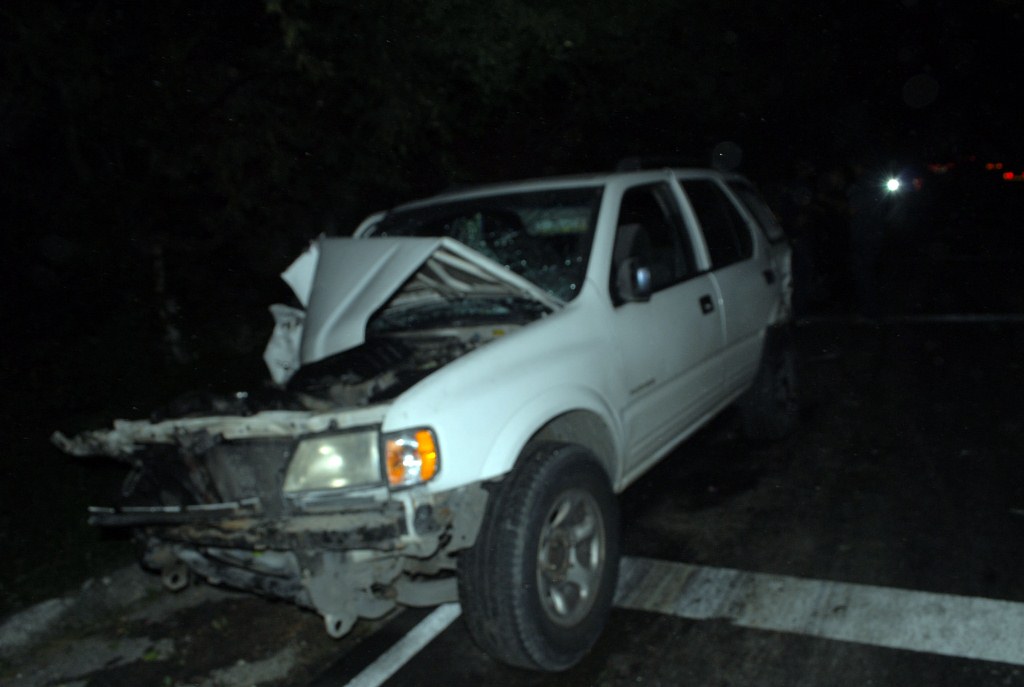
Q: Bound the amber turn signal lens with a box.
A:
[384,428,439,487]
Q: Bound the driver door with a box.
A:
[608,182,724,480]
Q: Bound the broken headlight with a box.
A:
[283,431,381,492]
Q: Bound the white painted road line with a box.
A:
[616,556,1024,666]
[802,313,1024,324]
[339,558,1024,686]
[343,603,461,687]
[886,314,1024,323]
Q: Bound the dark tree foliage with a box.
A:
[0,0,832,388]
[1,0,1019,404]
[263,0,847,181]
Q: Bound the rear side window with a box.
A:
[680,179,753,268]
[727,180,787,243]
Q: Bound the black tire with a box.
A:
[457,443,620,671]
[739,325,799,441]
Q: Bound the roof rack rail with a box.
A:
[615,155,701,172]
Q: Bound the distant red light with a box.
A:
[1003,171,1015,180]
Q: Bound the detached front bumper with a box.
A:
[54,409,485,638]
[118,486,472,638]
[89,496,411,551]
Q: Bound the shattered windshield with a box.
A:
[369,186,603,301]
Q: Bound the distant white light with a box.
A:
[886,178,901,192]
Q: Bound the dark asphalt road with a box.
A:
[317,319,1024,687]
[6,319,1024,687]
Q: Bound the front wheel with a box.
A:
[458,443,620,671]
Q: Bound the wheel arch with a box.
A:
[528,410,618,483]
[480,393,622,490]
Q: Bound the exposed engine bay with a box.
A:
[152,324,522,423]
[53,321,524,461]
[289,325,522,411]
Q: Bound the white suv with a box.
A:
[55,167,795,671]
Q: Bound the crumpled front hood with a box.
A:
[264,236,562,384]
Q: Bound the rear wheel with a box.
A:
[458,443,620,671]
[739,325,799,441]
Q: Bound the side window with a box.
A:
[726,180,787,243]
[612,183,694,295]
[680,179,754,268]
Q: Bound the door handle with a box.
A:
[699,295,714,314]
[763,269,776,284]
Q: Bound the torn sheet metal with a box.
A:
[263,304,305,385]
[281,240,320,308]
[265,236,562,383]
[51,404,387,459]
[300,238,446,365]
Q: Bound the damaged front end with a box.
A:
[55,401,488,637]
[52,235,555,637]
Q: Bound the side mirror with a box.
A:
[615,258,652,303]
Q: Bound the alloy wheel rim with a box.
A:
[536,488,605,627]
